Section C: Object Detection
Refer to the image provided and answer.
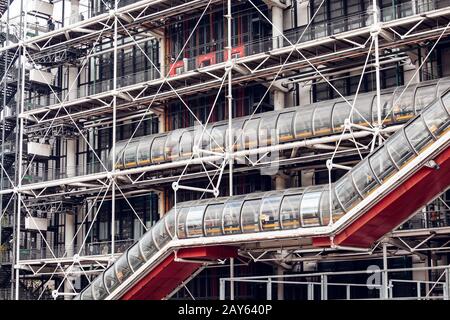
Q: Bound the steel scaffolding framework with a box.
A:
[0,0,450,300]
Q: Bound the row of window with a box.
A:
[114,78,450,170]
[77,89,450,300]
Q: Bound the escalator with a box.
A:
[75,88,450,300]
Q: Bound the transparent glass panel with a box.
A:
[204,203,225,236]
[80,286,94,300]
[211,125,227,152]
[180,131,194,158]
[225,120,245,151]
[140,229,158,260]
[353,94,374,126]
[103,265,120,294]
[280,194,301,229]
[300,189,322,226]
[423,101,450,138]
[165,130,182,161]
[415,85,436,112]
[241,199,262,233]
[165,210,176,238]
[115,253,133,284]
[386,131,415,168]
[332,101,352,132]
[404,116,433,153]
[331,187,345,222]
[151,136,167,163]
[127,242,145,272]
[176,207,190,239]
[260,194,282,231]
[294,104,315,138]
[137,139,151,166]
[114,141,127,169]
[124,142,138,168]
[277,111,295,142]
[313,102,333,135]
[372,93,392,125]
[369,147,397,182]
[320,189,330,226]
[352,159,379,197]
[186,205,206,238]
[335,173,361,211]
[393,86,415,122]
[92,276,108,300]
[242,118,260,150]
[200,128,213,156]
[153,217,171,247]
[222,197,244,234]
[441,90,450,113]
[259,114,278,147]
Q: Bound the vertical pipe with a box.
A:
[226,0,233,197]
[321,274,328,300]
[372,0,382,144]
[111,0,118,256]
[219,279,225,300]
[382,242,388,299]
[444,267,450,301]
[266,278,272,300]
[229,257,234,300]
[15,0,27,300]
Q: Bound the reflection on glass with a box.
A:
[242,118,260,149]
[369,147,397,182]
[211,125,226,152]
[280,194,301,229]
[176,208,190,239]
[222,198,243,234]
[386,131,415,168]
[92,275,108,300]
[423,101,449,138]
[332,102,352,132]
[313,103,333,135]
[241,199,262,233]
[352,159,379,196]
[137,139,151,166]
[204,204,224,236]
[115,254,133,284]
[277,112,294,142]
[300,189,322,226]
[259,114,278,147]
[294,104,315,138]
[392,86,415,122]
[124,142,138,168]
[404,117,433,153]
[140,229,158,260]
[151,136,166,163]
[415,85,436,112]
[104,265,120,295]
[335,174,361,211]
[127,242,145,272]
[260,194,282,231]
[353,95,373,126]
[186,206,206,238]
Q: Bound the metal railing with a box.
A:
[219,265,450,300]
[19,239,135,261]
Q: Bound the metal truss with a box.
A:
[1,0,450,300]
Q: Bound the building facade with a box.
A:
[0,0,450,300]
